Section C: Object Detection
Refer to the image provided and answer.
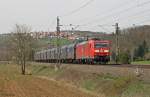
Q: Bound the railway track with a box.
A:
[34,62,150,69]
[33,62,150,82]
[113,64,150,69]
[59,63,150,69]
[100,64,150,69]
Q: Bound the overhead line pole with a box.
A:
[115,23,119,64]
[56,16,61,68]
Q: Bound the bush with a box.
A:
[118,52,131,64]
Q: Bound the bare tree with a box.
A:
[11,24,33,75]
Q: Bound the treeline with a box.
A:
[0,35,12,61]
[0,25,150,64]
[108,25,150,63]
[0,27,38,62]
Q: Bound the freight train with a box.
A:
[34,39,111,64]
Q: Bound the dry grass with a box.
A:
[0,64,96,97]
[27,63,150,97]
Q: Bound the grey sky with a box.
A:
[0,0,150,33]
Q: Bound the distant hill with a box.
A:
[0,25,150,61]
[61,30,109,39]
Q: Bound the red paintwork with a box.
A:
[76,39,111,60]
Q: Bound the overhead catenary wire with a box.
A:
[102,7,150,26]
[121,10,150,24]
[61,0,95,17]
[82,0,150,26]
[50,0,150,34]
[56,0,150,33]
[117,9,150,28]
[74,0,137,24]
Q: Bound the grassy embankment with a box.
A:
[132,61,150,65]
[1,62,149,97]
[0,64,95,97]
[27,64,150,97]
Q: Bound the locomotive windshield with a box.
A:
[94,43,109,48]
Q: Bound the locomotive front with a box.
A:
[93,40,111,63]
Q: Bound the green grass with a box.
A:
[82,79,97,91]
[81,74,149,97]
[81,74,150,97]
[27,64,150,97]
[81,74,124,92]
[122,81,150,97]
[132,61,150,65]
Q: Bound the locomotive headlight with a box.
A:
[95,50,99,52]
[104,50,109,53]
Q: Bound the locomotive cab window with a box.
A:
[94,43,109,48]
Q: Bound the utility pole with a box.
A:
[115,23,119,64]
[56,16,61,69]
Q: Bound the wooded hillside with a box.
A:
[0,25,150,62]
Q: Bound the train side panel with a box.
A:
[60,46,67,60]
[67,44,76,60]
[76,42,86,59]
[76,41,94,60]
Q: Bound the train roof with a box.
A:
[76,39,110,45]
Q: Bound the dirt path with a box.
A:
[0,65,96,97]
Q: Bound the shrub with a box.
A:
[118,52,131,64]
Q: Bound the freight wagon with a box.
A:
[34,39,111,64]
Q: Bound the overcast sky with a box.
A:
[0,0,150,33]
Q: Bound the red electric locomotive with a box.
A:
[34,38,111,64]
[76,39,111,64]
